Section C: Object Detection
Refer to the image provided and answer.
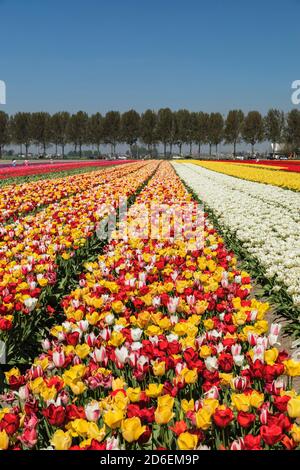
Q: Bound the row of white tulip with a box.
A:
[173,162,300,307]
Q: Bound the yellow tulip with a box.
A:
[145,383,164,398]
[181,368,198,384]
[40,385,57,401]
[177,432,198,450]
[121,417,146,443]
[112,300,124,314]
[4,367,20,382]
[103,409,124,429]
[291,424,300,443]
[181,399,194,413]
[51,430,72,450]
[157,394,174,409]
[249,391,264,408]
[109,331,125,347]
[154,406,174,424]
[153,361,166,377]
[87,423,106,441]
[66,419,89,436]
[199,345,211,358]
[75,344,90,359]
[127,387,141,403]
[195,407,212,430]
[284,359,300,377]
[264,348,278,366]
[112,377,127,391]
[231,393,250,412]
[0,430,9,450]
[287,397,300,418]
[203,319,214,331]
[69,380,86,395]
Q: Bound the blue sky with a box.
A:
[0,0,300,116]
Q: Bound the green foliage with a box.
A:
[207,112,224,153]
[121,110,141,154]
[242,111,264,154]
[0,111,10,157]
[285,109,300,152]
[224,110,244,156]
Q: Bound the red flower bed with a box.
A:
[0,160,133,180]
[218,160,300,173]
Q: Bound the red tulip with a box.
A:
[260,425,283,446]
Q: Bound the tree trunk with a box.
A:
[178,143,182,156]
[216,143,218,156]
[233,141,236,158]
[20,144,22,156]
[62,144,65,158]
[0,145,2,158]
[251,142,254,157]
[189,142,192,156]
[43,143,46,157]
[55,143,58,156]
[79,143,82,158]
[25,143,29,157]
[164,142,167,158]
[273,141,276,158]
[209,143,212,156]
[170,142,173,155]
[198,142,201,156]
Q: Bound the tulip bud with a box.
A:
[115,346,129,365]
[92,346,107,365]
[41,338,51,351]
[18,385,30,402]
[232,376,247,391]
[231,344,242,356]
[204,356,218,372]
[59,390,69,405]
[260,407,268,425]
[100,328,111,341]
[52,350,65,368]
[86,332,97,347]
[85,401,101,422]
[73,355,82,365]
[29,365,43,379]
[247,332,258,346]
[78,320,89,332]
[131,328,142,341]
[231,438,244,450]
[105,314,115,326]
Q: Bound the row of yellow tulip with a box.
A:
[181,160,300,191]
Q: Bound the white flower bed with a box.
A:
[173,162,300,307]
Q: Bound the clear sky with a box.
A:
[1,0,300,116]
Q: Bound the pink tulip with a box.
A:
[52,350,65,368]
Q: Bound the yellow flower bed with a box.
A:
[180,160,300,191]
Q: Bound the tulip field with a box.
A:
[1,160,300,451]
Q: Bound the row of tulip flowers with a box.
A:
[1,162,300,451]
[0,164,133,224]
[184,160,300,192]
[0,162,157,351]
[0,160,132,181]
[174,163,300,310]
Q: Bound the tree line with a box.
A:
[0,108,300,158]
